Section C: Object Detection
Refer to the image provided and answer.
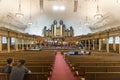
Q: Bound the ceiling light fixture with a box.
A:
[15,0,24,18]
[53,5,59,11]
[28,0,32,25]
[84,16,89,26]
[74,0,78,12]
[94,0,103,20]
[59,5,65,10]
[40,0,44,13]
[28,19,32,25]
[52,5,65,11]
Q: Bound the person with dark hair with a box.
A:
[3,58,14,73]
[9,59,31,80]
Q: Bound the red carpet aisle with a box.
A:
[50,52,79,80]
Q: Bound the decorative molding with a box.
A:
[0,12,27,30]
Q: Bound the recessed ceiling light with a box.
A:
[52,5,65,11]
[59,5,65,11]
[53,5,59,11]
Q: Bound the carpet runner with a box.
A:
[50,52,79,80]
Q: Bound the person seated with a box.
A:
[81,50,84,55]
[9,59,31,80]
[85,51,91,55]
[3,58,14,73]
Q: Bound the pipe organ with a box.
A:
[43,20,74,40]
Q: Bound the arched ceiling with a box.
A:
[0,0,120,36]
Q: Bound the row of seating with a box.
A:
[0,72,49,80]
[0,66,52,73]
[0,62,53,66]
[66,53,120,80]
[85,72,120,80]
[71,62,120,67]
[73,66,120,76]
[0,50,56,80]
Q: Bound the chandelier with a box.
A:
[84,16,89,26]
[40,0,44,12]
[28,0,32,25]
[15,0,24,18]
[74,0,78,12]
[28,18,32,25]
[52,0,65,11]
[94,0,103,20]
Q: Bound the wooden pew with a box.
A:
[0,73,49,80]
[0,73,8,80]
[0,66,52,73]
[74,66,120,76]
[0,50,54,80]
[27,66,51,73]
[0,61,53,67]
[24,72,49,80]
[71,62,120,67]
[25,62,53,66]
[85,72,120,80]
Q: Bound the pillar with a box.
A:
[0,36,2,52]
[30,40,32,48]
[88,40,91,50]
[106,38,109,53]
[99,39,101,51]
[15,38,18,51]
[26,40,29,50]
[54,25,56,37]
[93,40,95,50]
[113,36,116,51]
[7,37,10,53]
[85,40,87,49]
[119,37,120,54]
[79,40,81,46]
[22,39,24,50]
[60,25,62,37]
[30,40,31,48]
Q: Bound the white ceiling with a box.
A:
[0,0,120,36]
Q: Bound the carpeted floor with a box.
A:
[50,52,79,80]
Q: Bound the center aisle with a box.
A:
[50,52,79,80]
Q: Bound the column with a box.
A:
[88,40,91,50]
[22,39,24,50]
[79,40,82,49]
[7,37,10,53]
[93,40,95,50]
[106,38,109,53]
[79,40,81,45]
[85,40,87,49]
[0,36,2,52]
[15,38,18,51]
[26,40,29,50]
[95,40,97,50]
[30,40,32,48]
[54,25,56,37]
[119,36,120,54]
[99,39,101,51]
[60,25,62,37]
[113,36,116,51]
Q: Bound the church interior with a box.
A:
[0,0,120,80]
